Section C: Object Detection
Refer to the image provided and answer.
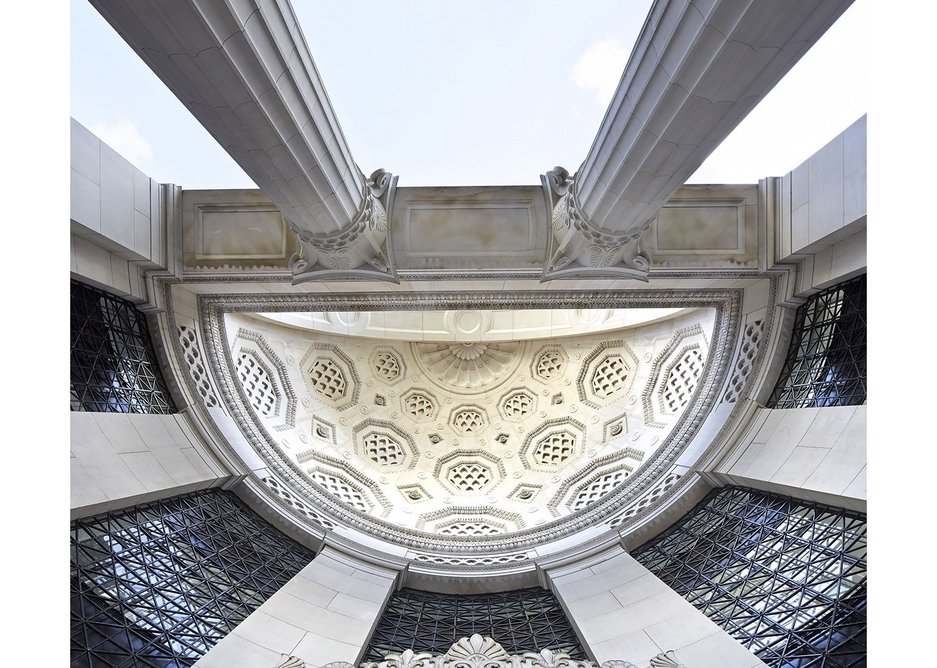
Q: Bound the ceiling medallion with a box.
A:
[413,341,523,393]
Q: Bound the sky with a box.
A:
[70,0,867,189]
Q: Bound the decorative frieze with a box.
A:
[194,287,744,553]
[417,509,524,533]
[276,634,687,668]
[723,319,764,404]
[177,325,219,408]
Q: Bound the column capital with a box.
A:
[290,170,400,283]
[540,166,651,282]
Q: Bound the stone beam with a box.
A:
[89,0,398,281]
[542,0,853,280]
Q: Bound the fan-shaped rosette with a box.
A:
[414,342,520,391]
[444,634,510,668]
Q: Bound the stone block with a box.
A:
[227,610,305,655]
[771,445,830,488]
[291,632,360,667]
[192,633,281,668]
[671,628,766,668]
[798,406,855,447]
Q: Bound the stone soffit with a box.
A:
[193,287,744,555]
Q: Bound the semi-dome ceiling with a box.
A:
[219,307,716,535]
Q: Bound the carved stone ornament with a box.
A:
[540,166,651,282]
[649,652,684,668]
[414,342,521,392]
[290,169,399,283]
[347,635,685,668]
[274,655,309,668]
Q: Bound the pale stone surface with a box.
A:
[291,632,362,666]
[391,186,547,270]
[191,633,283,668]
[648,186,759,269]
[715,406,867,508]
[182,190,299,270]
[70,120,179,300]
[549,546,766,666]
[807,133,845,244]
[225,610,306,656]
[775,116,867,279]
[70,412,231,518]
[221,306,716,532]
[259,307,686,343]
[195,546,398,667]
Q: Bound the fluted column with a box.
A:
[89,0,398,281]
[542,0,853,281]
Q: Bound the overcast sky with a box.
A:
[70,0,867,190]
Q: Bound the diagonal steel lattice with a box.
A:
[71,279,177,414]
[632,486,866,668]
[71,489,316,667]
[363,587,587,662]
[768,274,866,409]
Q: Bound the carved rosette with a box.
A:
[290,169,399,283]
[540,166,651,281]
[413,342,521,393]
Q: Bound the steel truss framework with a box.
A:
[768,274,866,408]
[71,280,177,413]
[632,486,866,667]
[363,587,587,662]
[71,489,316,667]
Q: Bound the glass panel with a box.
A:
[71,489,316,667]
[768,274,866,409]
[71,280,177,413]
[632,486,867,667]
[364,587,586,662]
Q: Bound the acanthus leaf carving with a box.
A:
[522,648,580,668]
[380,648,435,668]
[356,637,683,668]
[540,167,651,282]
[290,170,399,283]
[649,651,685,668]
[273,655,306,668]
[598,661,638,668]
[444,634,511,668]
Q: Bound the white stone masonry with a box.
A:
[547,546,768,668]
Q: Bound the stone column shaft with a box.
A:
[575,0,854,234]
[89,0,364,236]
